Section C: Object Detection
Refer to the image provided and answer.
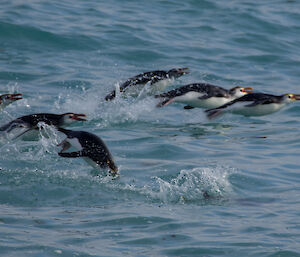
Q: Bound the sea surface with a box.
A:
[1,0,300,256]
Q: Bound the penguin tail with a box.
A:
[205,109,224,120]
[156,98,174,108]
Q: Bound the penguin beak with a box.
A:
[178,67,189,75]
[1,93,23,101]
[242,87,253,93]
[107,159,119,174]
[9,93,23,101]
[71,114,87,121]
[292,94,300,100]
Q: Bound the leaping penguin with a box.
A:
[57,128,118,176]
[105,67,189,101]
[0,93,22,111]
[205,93,300,119]
[0,112,87,140]
[155,83,253,109]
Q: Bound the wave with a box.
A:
[0,21,99,51]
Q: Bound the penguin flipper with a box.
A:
[156,98,174,107]
[184,105,195,109]
[58,151,84,158]
[206,109,224,120]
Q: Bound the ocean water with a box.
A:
[1,0,300,256]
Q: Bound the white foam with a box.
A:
[37,123,61,153]
[148,166,235,203]
[53,88,99,117]
[50,84,158,129]
[96,94,158,128]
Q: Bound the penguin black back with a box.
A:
[105,68,188,101]
[58,128,118,174]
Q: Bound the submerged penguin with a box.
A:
[155,83,253,109]
[105,67,189,101]
[57,128,118,176]
[0,112,87,140]
[0,93,22,111]
[205,93,300,119]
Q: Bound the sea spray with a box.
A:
[96,95,157,128]
[150,166,235,203]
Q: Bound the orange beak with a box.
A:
[71,114,87,121]
[179,67,189,74]
[292,94,300,100]
[242,87,253,93]
[2,93,23,101]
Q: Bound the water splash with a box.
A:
[97,96,157,127]
[53,87,99,117]
[3,82,20,95]
[36,123,61,154]
[149,166,235,203]
[51,84,158,128]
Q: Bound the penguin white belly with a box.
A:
[124,79,173,98]
[232,103,285,116]
[67,138,83,151]
[174,92,230,108]
[83,157,101,170]
[200,97,231,109]
[123,83,146,97]
[151,78,173,92]
[20,130,40,141]
[21,126,57,141]
[67,138,102,171]
[1,127,38,141]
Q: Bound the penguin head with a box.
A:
[106,158,119,176]
[229,86,253,98]
[61,113,87,125]
[167,67,189,78]
[281,94,300,103]
[0,93,22,106]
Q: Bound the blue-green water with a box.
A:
[1,1,300,256]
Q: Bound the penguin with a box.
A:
[0,93,22,111]
[0,112,87,140]
[57,128,118,176]
[205,93,300,119]
[105,67,189,101]
[155,83,253,109]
